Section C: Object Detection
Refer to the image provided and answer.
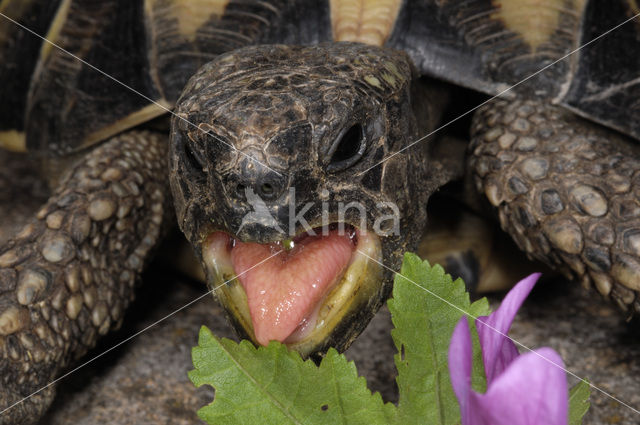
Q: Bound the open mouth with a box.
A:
[201,223,382,356]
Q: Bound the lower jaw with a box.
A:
[201,227,383,357]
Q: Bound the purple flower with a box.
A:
[448,273,569,425]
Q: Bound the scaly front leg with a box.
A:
[0,130,170,424]
[470,99,640,313]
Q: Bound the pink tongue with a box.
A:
[231,232,353,346]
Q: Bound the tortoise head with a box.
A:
[169,43,431,357]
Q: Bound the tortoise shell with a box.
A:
[0,0,638,155]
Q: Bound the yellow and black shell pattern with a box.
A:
[0,0,639,156]
[0,0,332,155]
[386,0,640,140]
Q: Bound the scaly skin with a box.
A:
[470,99,640,313]
[0,130,170,424]
[170,43,434,355]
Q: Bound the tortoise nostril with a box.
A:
[231,180,281,201]
[260,182,274,196]
[256,180,282,200]
[228,167,285,201]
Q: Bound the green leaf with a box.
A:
[568,380,591,425]
[189,326,396,425]
[190,252,590,425]
[388,252,491,425]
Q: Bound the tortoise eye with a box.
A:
[182,138,208,176]
[327,123,366,172]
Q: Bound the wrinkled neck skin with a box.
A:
[169,42,442,357]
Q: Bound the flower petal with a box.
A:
[477,273,541,383]
[472,347,568,425]
[448,318,476,425]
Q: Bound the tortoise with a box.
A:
[1,0,640,423]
